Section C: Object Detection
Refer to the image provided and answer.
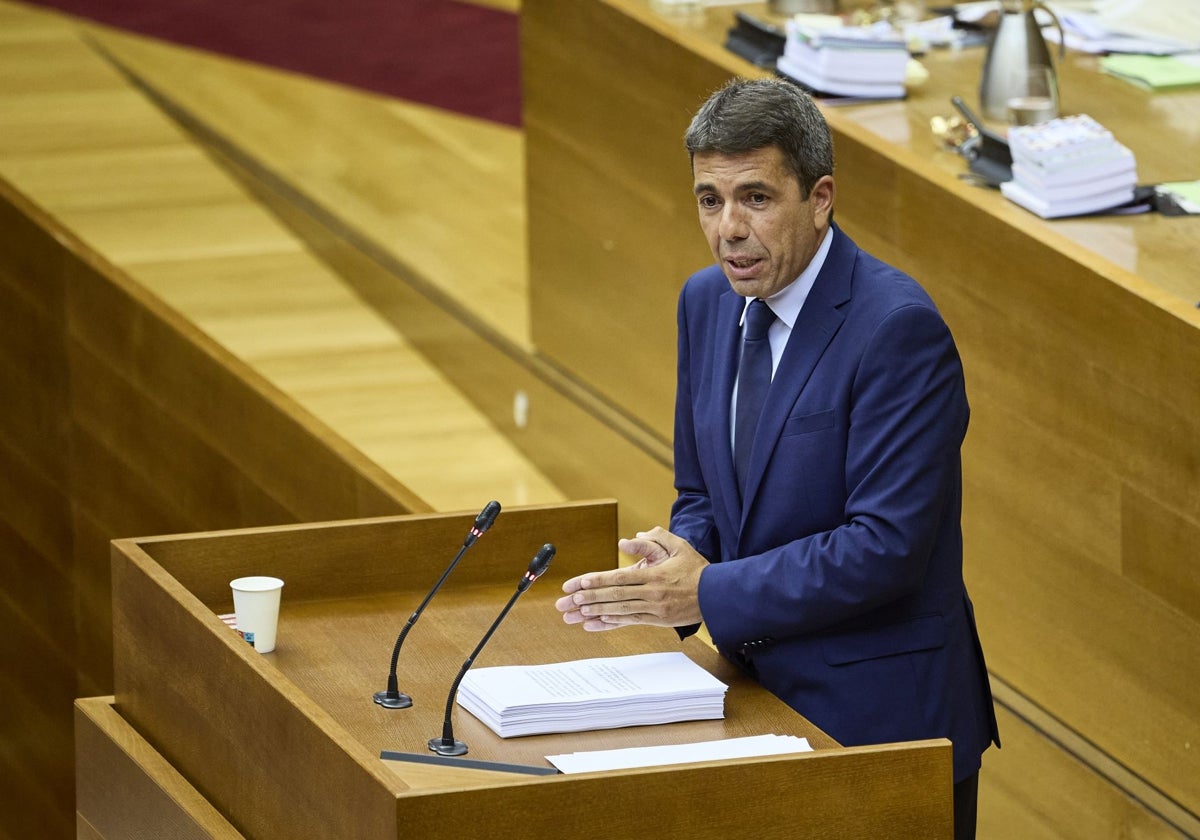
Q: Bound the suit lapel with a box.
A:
[741,230,856,519]
[710,289,744,533]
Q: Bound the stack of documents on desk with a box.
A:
[776,21,909,100]
[1043,1,1200,55]
[1000,115,1137,218]
[457,652,728,738]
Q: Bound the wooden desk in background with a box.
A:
[523,2,1200,838]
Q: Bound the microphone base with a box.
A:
[428,737,468,756]
[373,690,413,710]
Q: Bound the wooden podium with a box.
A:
[76,501,951,838]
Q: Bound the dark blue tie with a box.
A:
[734,298,775,497]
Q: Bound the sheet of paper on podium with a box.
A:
[457,652,728,738]
[546,734,813,774]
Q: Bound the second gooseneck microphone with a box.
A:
[429,543,555,756]
[373,500,501,709]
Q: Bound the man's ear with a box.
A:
[810,175,835,224]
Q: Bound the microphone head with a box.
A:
[517,544,554,592]
[475,500,502,533]
[528,543,555,579]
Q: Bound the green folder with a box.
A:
[1100,54,1200,91]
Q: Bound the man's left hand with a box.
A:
[554,527,707,631]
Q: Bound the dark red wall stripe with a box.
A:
[29,0,522,126]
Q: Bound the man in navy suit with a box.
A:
[555,78,998,838]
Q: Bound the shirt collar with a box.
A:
[740,225,835,329]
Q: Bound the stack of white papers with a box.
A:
[776,21,909,100]
[1000,114,1137,218]
[1044,1,1200,55]
[547,734,812,774]
[457,652,728,738]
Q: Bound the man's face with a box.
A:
[692,146,834,300]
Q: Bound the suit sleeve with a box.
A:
[698,301,969,644]
[669,282,720,565]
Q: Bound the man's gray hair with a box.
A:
[685,78,835,198]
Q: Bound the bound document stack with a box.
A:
[457,652,729,738]
[1000,114,1138,218]
[776,21,909,100]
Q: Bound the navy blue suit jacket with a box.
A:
[671,226,999,781]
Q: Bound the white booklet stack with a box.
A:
[1000,114,1138,218]
[776,21,909,100]
[457,652,729,738]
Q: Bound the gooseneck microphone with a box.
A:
[429,543,555,756]
[373,500,502,709]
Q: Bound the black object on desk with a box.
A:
[951,96,1013,187]
[726,12,786,69]
[381,750,561,776]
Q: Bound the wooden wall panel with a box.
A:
[75,698,245,840]
[76,819,104,840]
[0,566,76,840]
[72,508,120,695]
[1123,484,1200,626]
[68,344,295,532]
[981,707,1189,840]
[0,493,72,632]
[0,170,76,840]
[524,0,722,439]
[964,502,1200,805]
[0,429,73,570]
[0,281,70,484]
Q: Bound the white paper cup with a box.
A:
[230,576,284,653]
